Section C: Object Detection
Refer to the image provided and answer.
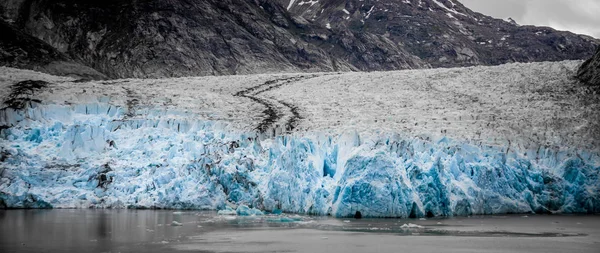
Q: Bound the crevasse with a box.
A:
[0,102,598,217]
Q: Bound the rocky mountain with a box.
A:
[1,0,598,79]
[281,0,598,67]
[577,46,600,86]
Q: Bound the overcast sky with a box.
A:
[460,0,600,38]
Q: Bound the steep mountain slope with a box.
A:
[1,0,424,78]
[578,46,600,86]
[0,19,106,79]
[281,0,599,68]
[1,0,598,78]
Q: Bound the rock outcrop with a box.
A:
[577,46,600,86]
[0,19,106,79]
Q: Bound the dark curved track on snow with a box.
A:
[234,75,316,134]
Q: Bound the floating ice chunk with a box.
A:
[400,223,424,229]
[171,221,183,226]
[217,206,237,216]
[236,205,264,216]
[268,216,303,223]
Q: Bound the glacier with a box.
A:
[1,101,599,217]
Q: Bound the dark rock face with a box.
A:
[2,0,391,78]
[1,0,598,79]
[577,47,600,86]
[0,19,106,79]
[281,0,598,68]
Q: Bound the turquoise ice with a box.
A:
[1,103,599,217]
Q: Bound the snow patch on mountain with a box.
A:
[432,0,467,16]
[365,6,375,19]
[297,0,319,7]
[287,0,296,10]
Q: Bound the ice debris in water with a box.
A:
[171,221,183,226]
[217,205,263,216]
[236,205,264,216]
[217,206,237,216]
[0,103,599,218]
[268,216,303,223]
[400,223,424,229]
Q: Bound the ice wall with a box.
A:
[1,103,599,217]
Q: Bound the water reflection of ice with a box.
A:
[1,210,599,253]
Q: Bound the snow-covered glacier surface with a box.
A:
[1,102,599,217]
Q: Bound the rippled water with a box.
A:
[1,210,599,253]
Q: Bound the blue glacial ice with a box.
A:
[1,103,599,217]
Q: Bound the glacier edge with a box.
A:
[1,102,599,217]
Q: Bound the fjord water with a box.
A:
[1,210,599,253]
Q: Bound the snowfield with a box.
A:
[266,62,600,150]
[0,62,599,217]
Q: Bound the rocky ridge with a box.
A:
[577,46,600,86]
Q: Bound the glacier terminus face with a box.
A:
[0,64,599,217]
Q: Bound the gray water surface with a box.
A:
[1,210,599,253]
